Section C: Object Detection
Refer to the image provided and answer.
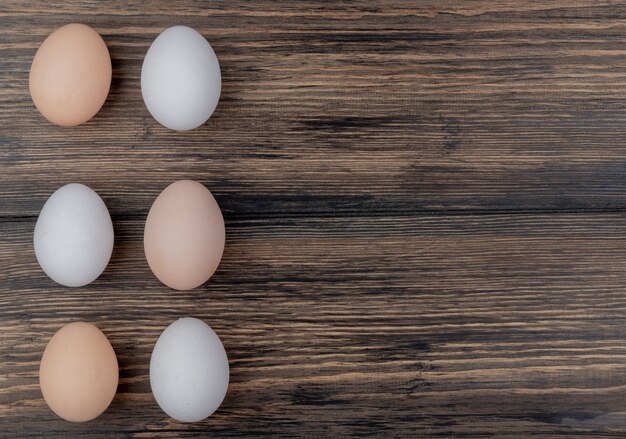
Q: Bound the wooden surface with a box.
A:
[4,0,626,436]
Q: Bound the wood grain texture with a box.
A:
[3,0,626,437]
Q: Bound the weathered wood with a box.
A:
[4,214,626,436]
[3,1,626,437]
[2,1,626,216]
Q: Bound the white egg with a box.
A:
[34,183,114,287]
[150,317,229,422]
[141,25,221,131]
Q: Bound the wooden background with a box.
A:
[3,0,626,436]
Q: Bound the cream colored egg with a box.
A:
[144,180,225,290]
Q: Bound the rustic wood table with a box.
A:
[3,1,626,437]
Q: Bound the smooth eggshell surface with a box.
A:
[144,180,225,290]
[141,25,221,131]
[39,322,119,422]
[150,318,229,422]
[34,183,114,287]
[29,23,111,127]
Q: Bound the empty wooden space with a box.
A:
[2,1,626,437]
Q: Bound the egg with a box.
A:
[39,322,119,422]
[29,23,111,127]
[144,180,225,290]
[141,25,221,131]
[34,183,114,287]
[150,318,229,422]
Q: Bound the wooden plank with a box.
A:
[2,2,626,216]
[2,214,626,436]
[3,1,626,437]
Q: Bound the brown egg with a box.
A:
[144,180,225,290]
[39,322,118,422]
[29,23,111,127]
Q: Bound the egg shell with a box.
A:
[34,183,114,287]
[141,25,221,131]
[144,180,225,290]
[29,23,111,127]
[150,318,229,422]
[39,322,119,422]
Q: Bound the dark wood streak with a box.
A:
[3,0,626,437]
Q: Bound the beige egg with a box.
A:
[39,322,118,422]
[29,23,111,127]
[144,180,225,290]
